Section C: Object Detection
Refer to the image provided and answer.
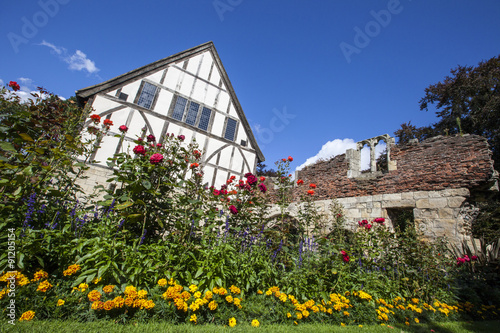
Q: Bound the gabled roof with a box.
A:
[76,41,264,162]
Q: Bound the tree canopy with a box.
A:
[396,55,500,169]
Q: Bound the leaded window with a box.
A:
[185,102,200,126]
[198,107,212,131]
[137,82,157,109]
[224,118,237,141]
[172,96,188,121]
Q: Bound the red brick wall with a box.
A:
[294,135,495,200]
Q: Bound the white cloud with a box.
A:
[39,40,100,75]
[39,40,63,55]
[296,138,387,172]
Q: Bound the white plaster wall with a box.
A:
[198,54,213,80]
[155,90,174,116]
[108,108,129,128]
[126,111,146,138]
[205,85,218,107]
[186,54,203,74]
[211,113,225,137]
[228,103,238,118]
[179,75,194,97]
[164,67,181,90]
[121,81,142,100]
[218,91,230,112]
[191,80,206,103]
[145,114,164,138]
[145,71,163,84]
[92,95,120,112]
[209,66,221,86]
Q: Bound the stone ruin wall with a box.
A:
[268,134,497,244]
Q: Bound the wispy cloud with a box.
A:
[39,40,100,75]
[296,138,386,172]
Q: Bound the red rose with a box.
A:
[297,179,304,185]
[178,135,185,141]
[258,183,267,193]
[282,158,286,162]
[229,205,238,214]
[150,153,163,165]
[373,217,385,223]
[307,190,315,195]
[103,119,113,128]
[190,163,199,169]
[260,176,265,182]
[365,224,372,230]
[133,145,146,155]
[309,183,316,189]
[288,156,293,162]
[8,81,20,92]
[156,143,162,147]
[90,114,101,124]
[119,125,128,132]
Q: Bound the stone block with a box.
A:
[447,196,466,208]
[414,209,439,219]
[382,193,402,201]
[382,199,416,208]
[401,192,414,200]
[416,198,447,209]
[437,208,456,219]
[414,191,429,199]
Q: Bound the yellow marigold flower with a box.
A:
[77,283,89,292]
[36,280,53,292]
[0,289,6,300]
[92,277,102,284]
[343,311,350,316]
[194,291,201,299]
[311,305,319,313]
[358,325,363,328]
[228,317,236,327]
[168,278,176,285]
[302,310,310,318]
[294,321,298,325]
[189,284,198,293]
[88,290,101,302]
[103,285,115,294]
[113,296,124,308]
[415,318,419,323]
[124,285,137,295]
[358,290,372,301]
[234,298,241,306]
[144,300,155,310]
[341,323,345,327]
[229,285,241,294]
[204,290,213,299]
[226,295,234,303]
[287,312,292,318]
[124,297,134,307]
[57,299,65,306]
[257,290,263,294]
[265,290,272,296]
[19,310,35,321]
[278,293,287,302]
[296,312,303,320]
[251,319,260,327]
[103,300,114,311]
[18,276,30,287]
[158,278,168,287]
[33,270,48,281]
[218,287,227,295]
[138,290,148,299]
[412,298,419,304]
[327,308,333,314]
[91,301,102,310]
[63,264,81,276]
[190,314,197,323]
[208,300,218,310]
[181,291,191,300]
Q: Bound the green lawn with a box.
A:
[3,320,500,333]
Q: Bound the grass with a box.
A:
[2,320,499,333]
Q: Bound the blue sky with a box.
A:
[1,1,499,172]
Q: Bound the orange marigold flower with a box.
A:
[103,285,115,293]
[88,290,101,302]
[19,310,35,321]
[33,270,48,281]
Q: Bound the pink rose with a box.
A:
[119,125,128,133]
[133,145,146,155]
[178,135,185,141]
[229,205,238,215]
[150,153,163,165]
